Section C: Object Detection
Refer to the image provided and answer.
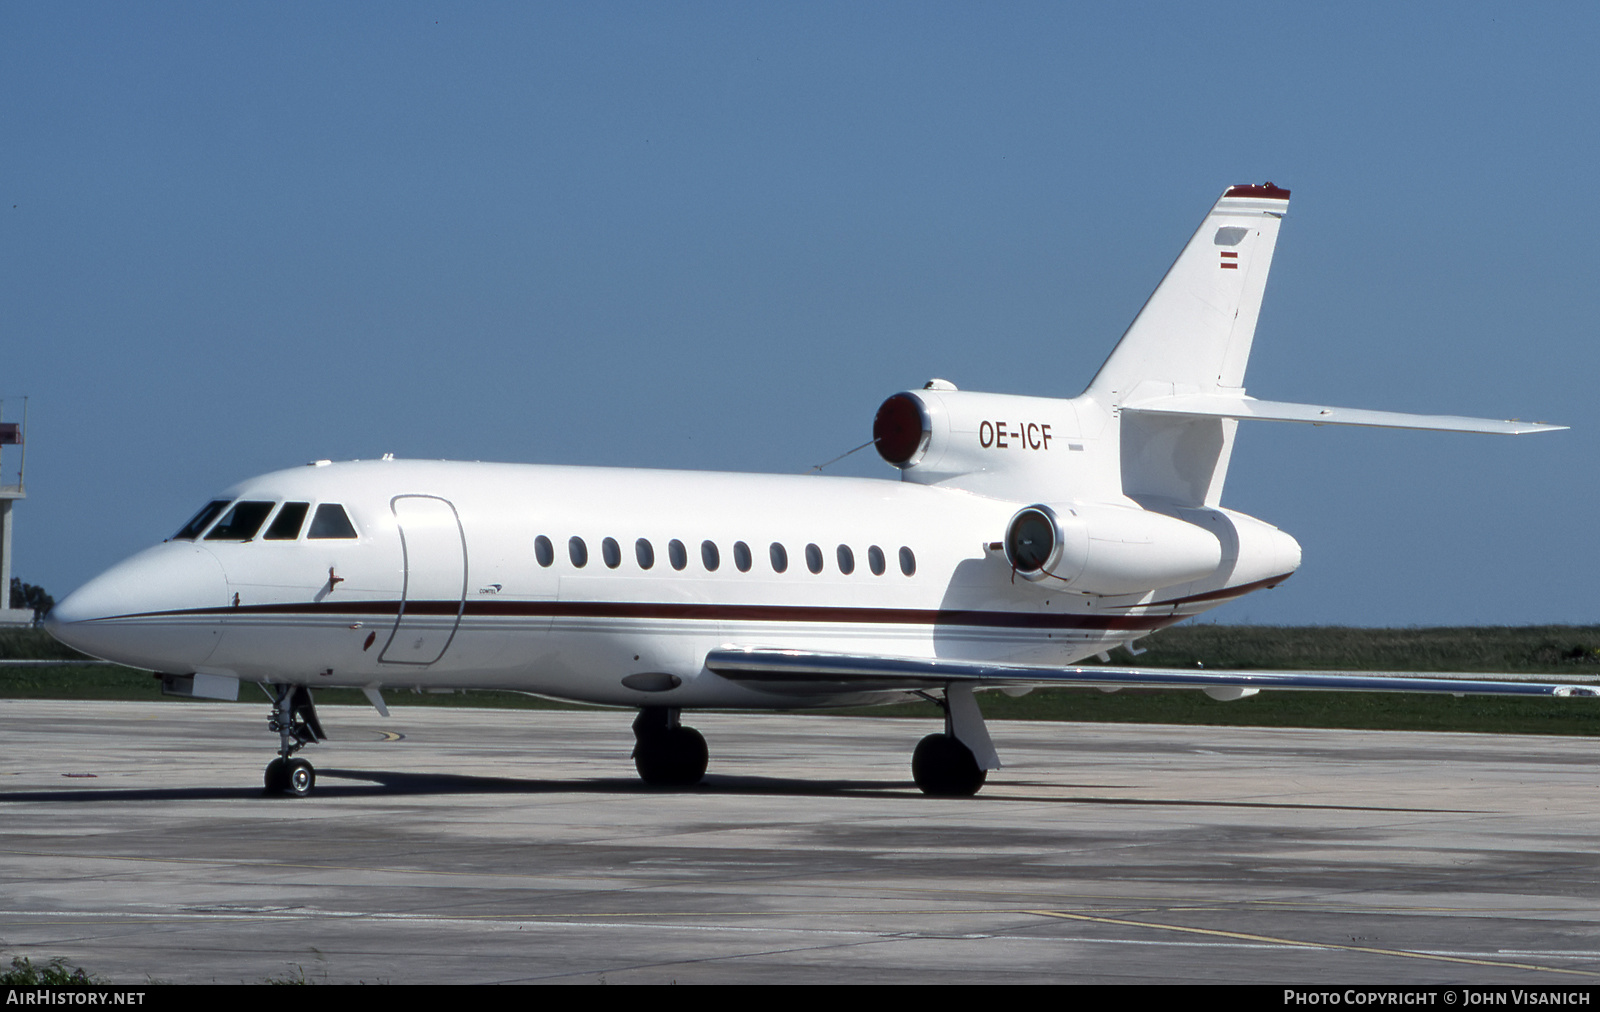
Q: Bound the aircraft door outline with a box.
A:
[379,494,467,666]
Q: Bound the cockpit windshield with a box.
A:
[264,502,310,540]
[307,503,358,539]
[172,499,354,543]
[173,500,230,541]
[204,501,276,541]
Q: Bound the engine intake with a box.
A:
[873,393,930,467]
[1004,506,1065,578]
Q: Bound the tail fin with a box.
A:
[1087,183,1290,402]
[1083,184,1290,507]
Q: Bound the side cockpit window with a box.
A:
[307,503,358,539]
[204,501,276,541]
[264,502,310,541]
[173,500,230,541]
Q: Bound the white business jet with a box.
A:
[45,184,1584,798]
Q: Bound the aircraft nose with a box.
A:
[46,544,231,669]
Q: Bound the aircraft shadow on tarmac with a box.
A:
[0,768,1461,812]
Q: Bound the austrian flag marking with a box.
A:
[1220,251,1239,270]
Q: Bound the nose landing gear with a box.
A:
[262,684,325,797]
[264,755,315,796]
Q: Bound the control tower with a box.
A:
[0,400,34,626]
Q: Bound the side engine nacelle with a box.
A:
[1002,501,1224,596]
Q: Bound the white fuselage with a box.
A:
[38,185,1568,800]
[48,458,1301,709]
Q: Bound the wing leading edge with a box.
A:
[706,647,1600,699]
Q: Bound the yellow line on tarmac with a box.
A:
[1024,909,1600,978]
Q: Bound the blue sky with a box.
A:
[4,2,1595,626]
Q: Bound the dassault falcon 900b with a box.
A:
[46,184,1583,797]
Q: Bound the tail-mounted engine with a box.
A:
[1002,501,1225,596]
[871,382,1300,597]
[873,384,1099,500]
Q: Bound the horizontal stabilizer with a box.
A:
[1124,394,1565,435]
[707,647,1599,698]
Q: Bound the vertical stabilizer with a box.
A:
[1084,184,1290,506]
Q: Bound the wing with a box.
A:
[706,647,1600,699]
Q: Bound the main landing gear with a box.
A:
[263,684,326,797]
[911,685,1000,797]
[632,707,708,787]
[629,690,999,796]
[912,733,986,797]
